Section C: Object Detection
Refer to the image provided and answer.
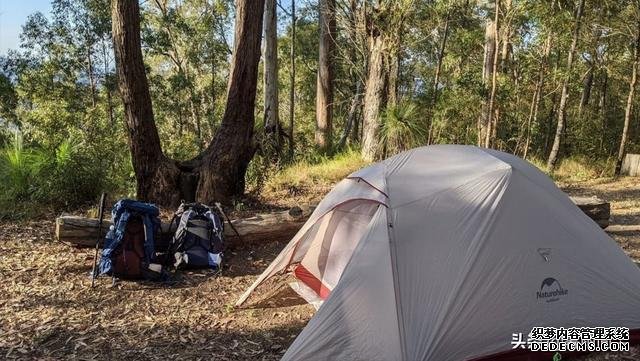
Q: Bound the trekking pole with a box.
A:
[215,202,243,243]
[91,193,107,288]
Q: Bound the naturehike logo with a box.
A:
[536,278,568,303]
[537,248,552,262]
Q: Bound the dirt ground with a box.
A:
[1,177,639,360]
[562,177,640,261]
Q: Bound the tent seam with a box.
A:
[346,176,389,197]
[477,147,575,208]
[385,205,408,361]
[476,147,512,169]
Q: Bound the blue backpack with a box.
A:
[99,199,163,280]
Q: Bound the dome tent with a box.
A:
[236,145,640,361]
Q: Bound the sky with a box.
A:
[0,0,52,55]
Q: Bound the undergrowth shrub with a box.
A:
[526,155,614,182]
[0,130,130,218]
[260,148,367,198]
[33,139,111,207]
[0,132,45,202]
[380,102,426,156]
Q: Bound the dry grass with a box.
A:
[257,149,367,207]
[561,176,640,262]
[527,155,614,183]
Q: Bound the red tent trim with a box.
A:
[293,264,331,300]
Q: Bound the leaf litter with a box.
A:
[0,218,313,360]
[2,177,640,360]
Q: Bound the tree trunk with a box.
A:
[361,33,386,162]
[615,23,640,175]
[86,44,97,108]
[264,0,281,152]
[102,40,115,127]
[338,83,362,149]
[432,14,449,107]
[347,0,363,145]
[315,0,336,152]
[188,87,203,150]
[56,205,317,248]
[547,0,585,171]
[524,35,552,160]
[428,12,450,145]
[478,3,498,146]
[209,1,219,135]
[111,0,181,206]
[387,53,399,107]
[500,0,512,74]
[288,0,296,160]
[599,69,608,152]
[577,63,593,120]
[485,0,500,148]
[196,0,265,204]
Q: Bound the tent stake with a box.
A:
[90,193,107,288]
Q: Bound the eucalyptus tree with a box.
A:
[615,1,640,175]
[315,0,337,152]
[264,0,281,155]
[546,0,586,171]
[111,0,265,205]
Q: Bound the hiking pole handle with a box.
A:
[215,202,243,243]
[91,193,107,288]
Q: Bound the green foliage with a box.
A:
[2,0,640,216]
[142,0,233,159]
[0,130,123,216]
[380,102,427,156]
[0,74,17,123]
[0,132,45,202]
[34,139,110,208]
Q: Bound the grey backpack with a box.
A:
[167,202,224,270]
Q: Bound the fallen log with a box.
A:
[605,224,640,235]
[569,196,610,228]
[56,205,316,249]
[57,196,609,248]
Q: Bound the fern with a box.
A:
[0,132,45,201]
[380,102,427,156]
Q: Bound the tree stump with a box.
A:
[570,196,610,228]
[621,153,640,176]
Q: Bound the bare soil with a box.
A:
[1,177,639,360]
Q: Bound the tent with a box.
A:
[236,145,640,361]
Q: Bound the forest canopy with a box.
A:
[1,0,639,214]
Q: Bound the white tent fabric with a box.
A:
[237,145,640,361]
